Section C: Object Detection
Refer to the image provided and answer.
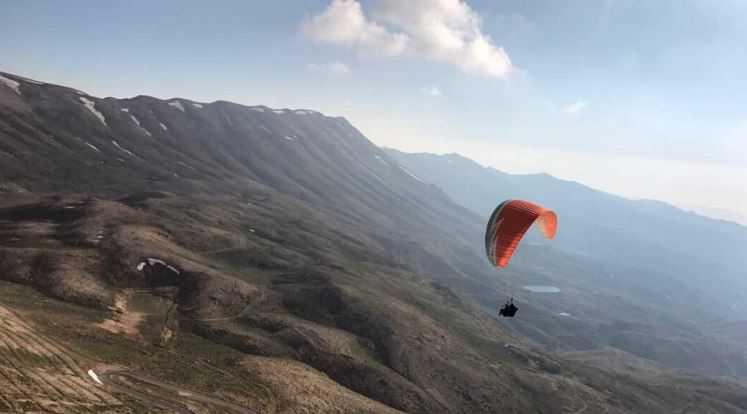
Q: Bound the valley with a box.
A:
[1,71,746,413]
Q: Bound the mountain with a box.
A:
[2,70,747,413]
[386,149,747,374]
[384,150,747,295]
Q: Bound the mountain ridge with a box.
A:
[2,70,747,412]
[387,146,747,377]
[393,149,746,227]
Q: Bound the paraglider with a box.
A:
[485,199,557,317]
[498,298,518,317]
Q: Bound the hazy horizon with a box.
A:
[2,0,745,223]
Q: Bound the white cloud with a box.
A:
[421,86,442,97]
[302,0,409,56]
[302,0,513,78]
[307,62,351,75]
[564,101,588,115]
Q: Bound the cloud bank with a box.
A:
[303,0,512,78]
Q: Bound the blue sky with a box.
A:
[1,0,745,223]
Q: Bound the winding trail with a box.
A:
[98,371,192,414]
[98,368,256,414]
[0,304,120,412]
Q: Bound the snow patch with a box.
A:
[111,140,134,157]
[294,110,316,115]
[400,166,424,183]
[17,76,43,85]
[85,142,101,153]
[0,75,21,95]
[79,97,108,126]
[249,228,256,233]
[284,136,295,141]
[272,109,286,114]
[558,312,572,317]
[159,122,168,131]
[127,114,152,136]
[143,258,178,273]
[191,103,203,108]
[249,107,264,112]
[140,260,177,273]
[168,101,185,112]
[120,108,130,113]
[128,114,140,127]
[87,369,103,385]
[145,258,181,275]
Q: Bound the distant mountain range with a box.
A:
[386,148,747,376]
[386,149,747,313]
[2,70,747,413]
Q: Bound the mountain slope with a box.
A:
[384,150,747,290]
[1,71,747,412]
[386,148,747,375]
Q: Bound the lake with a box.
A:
[523,285,561,293]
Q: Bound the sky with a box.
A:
[1,0,745,223]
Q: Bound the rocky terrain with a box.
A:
[1,71,747,413]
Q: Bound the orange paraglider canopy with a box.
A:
[485,199,557,268]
